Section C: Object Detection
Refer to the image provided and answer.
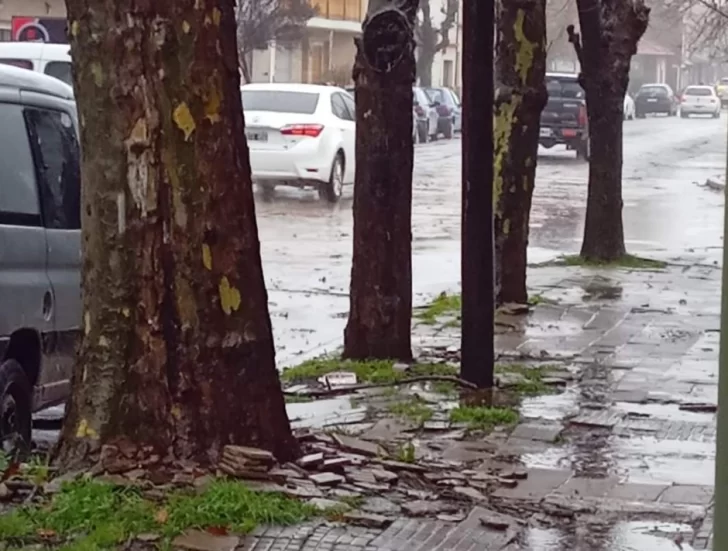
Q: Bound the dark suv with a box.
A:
[539,73,590,160]
[635,83,678,117]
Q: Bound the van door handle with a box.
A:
[42,291,53,321]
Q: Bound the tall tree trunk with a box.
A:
[460,0,495,388]
[55,0,297,471]
[568,0,649,261]
[493,0,547,306]
[240,53,252,84]
[416,47,434,87]
[343,0,417,362]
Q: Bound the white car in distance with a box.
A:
[242,83,355,202]
[680,85,721,119]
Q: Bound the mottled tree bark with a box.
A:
[461,0,495,388]
[568,0,649,261]
[493,0,547,306]
[343,0,417,362]
[55,0,297,471]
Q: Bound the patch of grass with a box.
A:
[527,294,546,306]
[449,406,519,431]
[339,494,364,509]
[550,254,667,270]
[395,442,416,463]
[415,292,462,324]
[0,478,315,549]
[495,363,558,396]
[281,357,458,386]
[387,398,433,424]
[431,380,458,395]
[284,394,314,404]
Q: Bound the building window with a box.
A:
[0,28,11,42]
[443,59,454,88]
[310,0,362,21]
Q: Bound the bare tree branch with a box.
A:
[235,0,316,83]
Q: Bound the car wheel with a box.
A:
[714,111,721,119]
[320,153,344,203]
[636,111,645,119]
[680,111,688,119]
[260,183,276,201]
[0,359,32,455]
[443,118,454,139]
[575,139,590,161]
[417,123,428,144]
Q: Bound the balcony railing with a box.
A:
[310,0,362,22]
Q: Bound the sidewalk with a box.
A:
[230,256,720,551]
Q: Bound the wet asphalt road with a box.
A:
[258,114,727,366]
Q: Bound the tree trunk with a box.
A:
[240,53,252,84]
[416,47,434,87]
[55,0,298,471]
[343,0,417,362]
[569,0,649,261]
[460,0,495,388]
[493,0,548,306]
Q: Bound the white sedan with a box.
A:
[623,93,635,120]
[242,83,355,202]
[680,85,721,119]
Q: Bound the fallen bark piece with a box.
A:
[679,402,717,413]
[343,512,393,529]
[172,529,239,551]
[332,434,383,457]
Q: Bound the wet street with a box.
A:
[259,114,726,365]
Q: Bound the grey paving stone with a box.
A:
[552,476,620,499]
[605,482,669,501]
[492,468,572,500]
[660,484,714,506]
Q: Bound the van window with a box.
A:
[44,61,73,86]
[0,59,33,70]
[0,103,41,225]
[24,108,81,230]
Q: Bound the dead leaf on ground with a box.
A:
[154,508,169,524]
[206,525,229,536]
[37,528,57,539]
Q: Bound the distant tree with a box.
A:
[416,0,458,86]
[682,0,728,60]
[235,0,316,83]
[567,0,649,261]
[344,0,417,361]
[493,0,548,306]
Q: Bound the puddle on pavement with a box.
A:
[520,386,580,421]
[287,397,367,429]
[524,522,695,550]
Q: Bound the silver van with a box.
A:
[0,64,80,451]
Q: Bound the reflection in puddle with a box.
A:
[524,522,695,550]
[287,397,366,429]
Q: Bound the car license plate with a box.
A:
[245,131,268,142]
[539,128,552,137]
[647,98,657,103]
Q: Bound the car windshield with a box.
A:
[639,86,668,96]
[424,88,447,104]
[241,90,319,114]
[685,87,713,96]
[545,76,583,99]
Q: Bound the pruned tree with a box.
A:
[682,0,728,60]
[416,0,459,86]
[493,0,548,306]
[343,0,417,361]
[567,0,649,261]
[56,0,298,471]
[235,0,316,83]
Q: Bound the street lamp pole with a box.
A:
[460,0,495,388]
[713,113,728,551]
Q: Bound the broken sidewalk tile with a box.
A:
[309,472,345,486]
[318,371,358,387]
[492,468,572,500]
[402,499,460,517]
[331,433,383,457]
[171,530,239,551]
[509,422,564,443]
[360,496,402,515]
[659,484,714,506]
[296,452,324,469]
[343,511,393,529]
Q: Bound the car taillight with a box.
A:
[578,105,587,126]
[280,124,324,138]
[415,105,425,117]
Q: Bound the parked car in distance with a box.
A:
[635,83,678,117]
[242,83,355,202]
[715,77,728,106]
[680,85,721,118]
[539,72,590,160]
[0,42,73,86]
[423,86,461,138]
[0,64,80,450]
[623,93,635,120]
[413,86,439,142]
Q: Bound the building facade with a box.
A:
[0,0,66,41]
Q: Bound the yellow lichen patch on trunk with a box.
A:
[202,244,212,270]
[514,10,536,84]
[173,102,196,141]
[493,94,521,211]
[182,21,191,34]
[219,276,242,315]
[212,7,222,26]
[70,20,80,37]
[91,62,104,87]
[75,418,99,439]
